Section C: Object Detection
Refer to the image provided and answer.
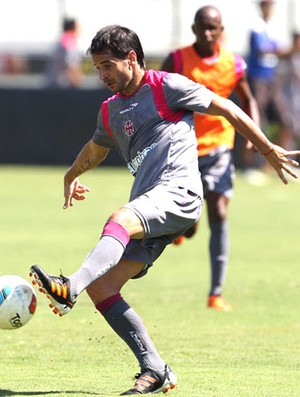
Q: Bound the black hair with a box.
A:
[194,5,221,24]
[292,30,300,40]
[87,25,145,69]
[63,18,77,32]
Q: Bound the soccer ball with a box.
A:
[0,275,37,330]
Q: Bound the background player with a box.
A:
[246,0,293,153]
[161,5,260,311]
[45,17,83,88]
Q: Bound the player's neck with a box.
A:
[122,68,146,96]
[194,42,219,58]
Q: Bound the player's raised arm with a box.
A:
[63,140,110,209]
[206,95,300,184]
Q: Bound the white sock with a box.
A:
[68,220,130,299]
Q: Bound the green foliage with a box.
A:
[0,166,299,396]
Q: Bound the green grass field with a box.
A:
[0,165,299,397]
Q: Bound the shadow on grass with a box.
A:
[0,391,103,396]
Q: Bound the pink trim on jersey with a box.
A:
[96,293,122,314]
[101,99,114,140]
[101,70,184,138]
[102,220,130,247]
[61,31,77,50]
[172,50,183,74]
[144,70,184,122]
[234,54,247,80]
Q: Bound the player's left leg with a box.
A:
[199,148,234,311]
[87,259,177,395]
[206,191,232,311]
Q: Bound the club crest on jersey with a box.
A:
[124,120,134,136]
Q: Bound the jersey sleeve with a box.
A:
[92,109,115,148]
[163,73,214,114]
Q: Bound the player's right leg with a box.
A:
[29,209,143,316]
[30,264,75,316]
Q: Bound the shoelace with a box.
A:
[59,269,69,283]
[132,372,159,391]
[48,272,71,303]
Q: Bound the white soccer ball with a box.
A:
[0,275,37,330]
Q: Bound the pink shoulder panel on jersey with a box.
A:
[101,70,184,137]
[172,50,183,74]
[101,96,116,140]
[234,54,247,80]
[144,70,184,122]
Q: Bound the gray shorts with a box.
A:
[199,146,235,198]
[122,183,203,276]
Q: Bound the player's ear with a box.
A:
[191,23,196,35]
[127,50,138,67]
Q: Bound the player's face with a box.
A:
[192,11,223,56]
[92,52,136,95]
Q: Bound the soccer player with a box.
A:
[45,17,83,88]
[246,0,293,150]
[276,31,300,144]
[30,25,299,395]
[161,5,260,311]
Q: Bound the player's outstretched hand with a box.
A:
[264,145,300,184]
[63,177,90,209]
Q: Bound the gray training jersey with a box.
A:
[93,70,214,200]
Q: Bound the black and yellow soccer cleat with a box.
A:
[30,264,76,316]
